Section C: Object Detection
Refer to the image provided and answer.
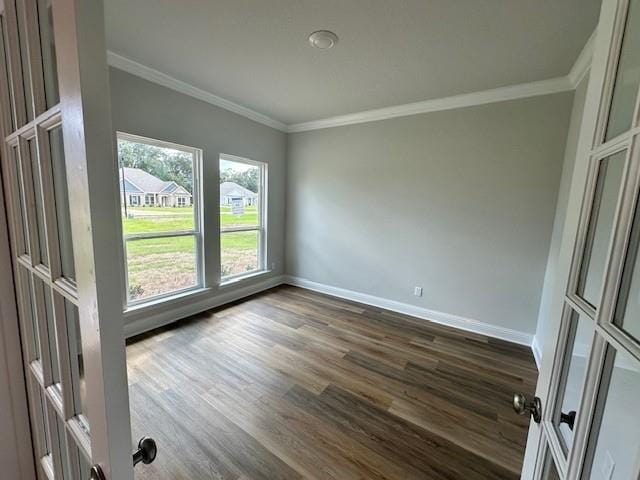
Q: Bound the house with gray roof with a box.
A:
[119,167,192,207]
[220,181,258,206]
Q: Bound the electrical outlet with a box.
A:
[601,451,615,480]
[414,286,423,297]
[271,262,276,270]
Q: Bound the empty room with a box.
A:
[1,0,640,479]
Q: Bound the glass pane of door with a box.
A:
[20,267,42,362]
[605,0,640,141]
[15,0,34,122]
[35,0,58,107]
[34,277,60,386]
[48,124,75,281]
[542,447,562,480]
[554,307,595,454]
[10,143,29,255]
[613,189,640,341]
[28,136,49,267]
[577,151,626,307]
[64,298,88,420]
[586,348,640,479]
[0,14,16,130]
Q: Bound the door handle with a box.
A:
[513,393,542,423]
[89,465,105,480]
[133,437,157,467]
[88,437,156,479]
[560,410,576,430]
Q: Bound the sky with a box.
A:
[220,158,256,173]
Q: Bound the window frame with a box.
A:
[219,153,267,283]
[117,131,203,307]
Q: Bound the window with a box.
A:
[177,196,186,207]
[118,133,202,304]
[219,154,266,280]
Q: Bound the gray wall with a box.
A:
[109,68,287,327]
[286,93,574,335]
[535,77,589,353]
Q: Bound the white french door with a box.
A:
[0,0,134,479]
[520,0,640,478]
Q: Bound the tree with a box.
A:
[118,139,194,193]
[220,167,258,192]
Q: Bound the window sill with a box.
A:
[124,286,212,317]
[219,269,271,288]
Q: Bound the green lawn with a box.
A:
[123,205,260,300]
[122,206,258,234]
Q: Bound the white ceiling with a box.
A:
[104,0,601,126]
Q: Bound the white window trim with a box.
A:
[219,153,268,283]
[117,131,204,307]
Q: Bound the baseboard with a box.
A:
[284,275,534,347]
[124,274,285,338]
[124,272,536,351]
[531,336,542,370]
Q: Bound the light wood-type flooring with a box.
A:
[127,285,537,479]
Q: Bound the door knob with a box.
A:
[133,437,157,466]
[513,393,542,423]
[90,465,105,480]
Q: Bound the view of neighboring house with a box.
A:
[120,167,192,207]
[220,181,258,206]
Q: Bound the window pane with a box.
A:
[588,349,640,479]
[577,151,626,308]
[126,235,197,302]
[49,126,75,280]
[220,158,260,228]
[221,230,259,278]
[118,138,195,235]
[555,307,594,454]
[613,188,640,342]
[29,137,49,267]
[35,0,59,107]
[605,0,640,141]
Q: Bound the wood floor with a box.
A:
[127,285,537,480]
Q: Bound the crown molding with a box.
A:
[287,76,574,132]
[568,29,596,88]
[106,51,288,132]
[108,30,595,134]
